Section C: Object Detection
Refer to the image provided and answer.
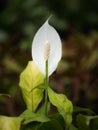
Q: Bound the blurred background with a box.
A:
[0,0,98,116]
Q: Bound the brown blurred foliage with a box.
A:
[54,32,98,113]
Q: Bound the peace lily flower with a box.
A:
[32,20,62,76]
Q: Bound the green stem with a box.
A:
[44,60,48,115]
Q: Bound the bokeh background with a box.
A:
[0,0,98,116]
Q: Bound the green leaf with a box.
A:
[19,61,45,112]
[73,106,95,114]
[38,119,63,130]
[20,109,50,124]
[90,116,98,130]
[20,112,64,130]
[23,115,64,130]
[21,122,40,130]
[76,114,98,130]
[49,113,65,129]
[69,124,78,130]
[76,114,90,130]
[48,87,73,129]
[0,116,23,130]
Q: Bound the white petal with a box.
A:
[32,20,62,76]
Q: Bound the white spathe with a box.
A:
[32,20,62,76]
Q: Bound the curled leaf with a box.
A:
[48,87,73,129]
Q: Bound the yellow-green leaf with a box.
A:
[19,61,45,112]
[48,87,73,129]
[0,116,23,130]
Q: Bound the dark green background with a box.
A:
[0,0,98,116]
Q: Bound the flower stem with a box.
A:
[44,60,48,115]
